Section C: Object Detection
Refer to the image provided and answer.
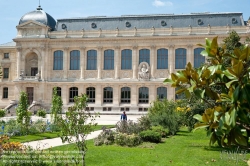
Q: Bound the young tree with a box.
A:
[165,36,250,148]
[16,91,31,134]
[51,87,63,124]
[57,94,99,166]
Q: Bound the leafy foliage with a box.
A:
[164,35,250,148]
[115,120,142,134]
[0,109,6,117]
[137,115,152,131]
[37,109,46,118]
[94,128,115,146]
[151,125,169,138]
[139,130,161,143]
[114,133,141,147]
[148,99,181,135]
[15,91,31,135]
[56,94,99,166]
[51,87,63,124]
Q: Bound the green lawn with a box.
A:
[49,127,249,166]
[9,125,115,143]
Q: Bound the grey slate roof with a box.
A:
[19,6,56,30]
[0,42,16,47]
[56,12,244,31]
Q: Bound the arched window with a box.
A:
[69,87,78,102]
[139,49,150,64]
[87,50,97,70]
[139,87,149,103]
[53,87,61,97]
[121,87,131,103]
[3,87,8,99]
[157,49,168,69]
[53,50,63,70]
[104,50,114,70]
[175,48,186,69]
[86,87,95,103]
[157,87,167,100]
[70,50,80,70]
[194,48,205,68]
[103,87,113,103]
[121,49,132,69]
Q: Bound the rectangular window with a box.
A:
[175,48,187,69]
[4,53,9,59]
[3,68,9,78]
[139,49,150,64]
[87,50,97,70]
[3,88,8,99]
[121,49,132,69]
[157,49,168,69]
[104,50,114,70]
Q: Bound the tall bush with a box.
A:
[148,99,181,135]
[15,91,31,135]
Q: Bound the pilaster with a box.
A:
[115,46,120,79]
[187,44,193,66]
[132,45,138,79]
[168,45,175,74]
[150,45,156,79]
[97,46,102,79]
[63,47,69,79]
[80,47,86,79]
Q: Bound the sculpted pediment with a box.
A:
[17,21,47,29]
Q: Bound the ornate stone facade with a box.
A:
[0,7,249,113]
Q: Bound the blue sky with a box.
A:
[0,0,250,44]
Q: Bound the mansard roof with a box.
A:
[56,12,244,31]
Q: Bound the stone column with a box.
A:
[63,47,69,79]
[150,45,156,79]
[115,46,120,79]
[16,47,22,80]
[132,45,138,79]
[97,46,102,79]
[62,85,68,105]
[40,46,45,81]
[80,47,86,79]
[168,45,175,74]
[168,86,175,100]
[46,47,52,81]
[149,84,156,103]
[131,85,137,107]
[95,84,102,106]
[187,44,193,66]
[113,84,119,107]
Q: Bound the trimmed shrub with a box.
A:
[29,120,46,134]
[115,120,142,134]
[4,119,22,136]
[94,128,115,146]
[139,130,161,143]
[114,132,141,147]
[0,109,6,117]
[151,125,169,138]
[137,115,151,130]
[37,109,46,118]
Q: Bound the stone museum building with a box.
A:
[0,5,249,114]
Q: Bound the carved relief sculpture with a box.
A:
[138,62,150,81]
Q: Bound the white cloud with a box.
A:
[152,0,173,7]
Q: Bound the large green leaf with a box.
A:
[232,86,240,103]
[193,114,203,122]
[225,80,238,89]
